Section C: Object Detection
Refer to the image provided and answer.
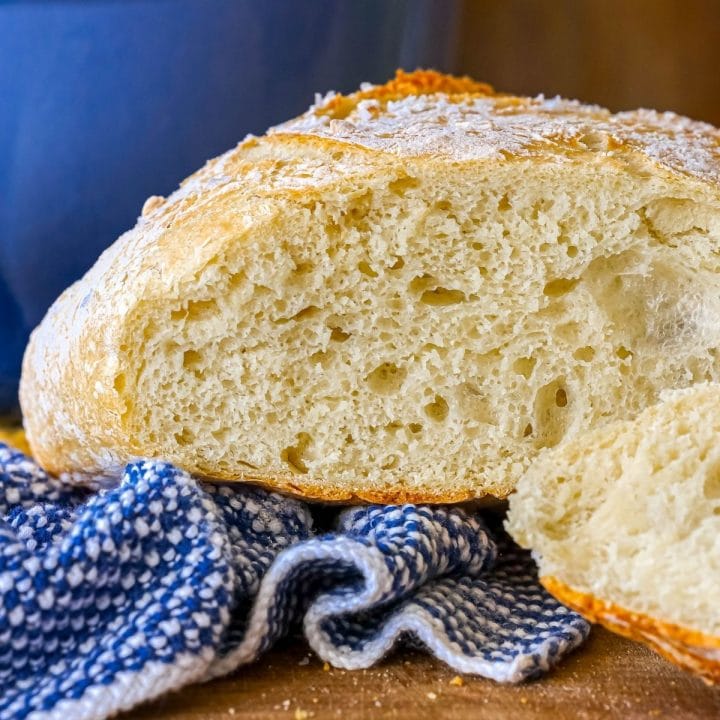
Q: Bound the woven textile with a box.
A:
[0,444,590,720]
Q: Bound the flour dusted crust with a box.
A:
[279,73,720,182]
[20,71,720,501]
[543,578,720,684]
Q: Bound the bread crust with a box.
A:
[542,576,720,684]
[206,470,482,505]
[20,70,720,499]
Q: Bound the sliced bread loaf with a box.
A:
[507,383,720,682]
[20,70,720,501]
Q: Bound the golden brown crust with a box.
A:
[542,576,720,684]
[201,470,485,505]
[317,69,494,119]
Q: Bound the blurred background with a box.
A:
[459,0,720,126]
[1,0,719,411]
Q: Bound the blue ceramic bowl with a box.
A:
[0,0,459,412]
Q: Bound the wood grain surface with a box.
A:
[124,627,720,720]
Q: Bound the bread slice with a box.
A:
[506,383,720,682]
[20,70,720,502]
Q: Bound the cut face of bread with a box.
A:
[19,71,720,501]
[506,383,720,682]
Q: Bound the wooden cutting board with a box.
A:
[125,627,720,719]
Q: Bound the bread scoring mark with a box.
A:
[315,69,494,120]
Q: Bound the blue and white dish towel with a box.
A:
[0,444,589,720]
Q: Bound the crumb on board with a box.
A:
[323,662,330,672]
[426,692,438,700]
[449,675,464,687]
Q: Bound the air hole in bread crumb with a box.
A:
[183,350,202,369]
[421,287,466,306]
[408,423,423,434]
[171,298,218,322]
[226,271,245,291]
[281,433,312,474]
[388,176,419,196]
[531,198,554,219]
[366,363,406,395]
[424,394,449,422]
[290,306,320,322]
[421,342,448,358]
[543,278,579,297]
[343,192,373,231]
[409,274,436,293]
[310,350,331,367]
[324,220,341,240]
[498,194,512,212]
[573,346,596,362]
[615,346,633,360]
[534,379,570,449]
[330,327,351,342]
[358,261,378,277]
[382,456,399,470]
[513,356,536,379]
[189,298,218,320]
[211,428,231,445]
[287,264,312,287]
[174,428,195,447]
[566,245,579,258]
[113,373,126,393]
[703,462,720,499]
[389,257,405,270]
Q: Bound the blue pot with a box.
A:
[0,0,460,412]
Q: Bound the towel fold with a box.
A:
[0,445,589,720]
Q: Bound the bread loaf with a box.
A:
[20,70,720,501]
[506,383,720,682]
